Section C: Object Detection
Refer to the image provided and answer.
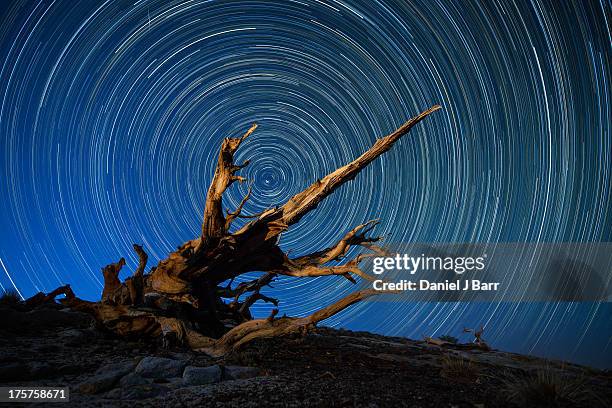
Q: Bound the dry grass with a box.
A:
[502,366,596,407]
[440,354,480,383]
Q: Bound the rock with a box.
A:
[135,357,187,379]
[119,372,152,387]
[95,361,136,376]
[78,361,136,394]
[224,365,261,380]
[122,384,168,400]
[182,365,222,385]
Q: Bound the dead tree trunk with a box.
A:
[57,105,440,354]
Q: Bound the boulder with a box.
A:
[135,357,186,379]
[182,365,222,385]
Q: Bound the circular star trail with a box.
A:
[0,0,610,367]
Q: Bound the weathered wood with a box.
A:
[200,289,381,357]
[25,284,75,307]
[55,106,440,354]
[101,258,126,303]
[201,123,257,247]
[125,244,147,305]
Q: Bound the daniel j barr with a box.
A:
[373,279,500,291]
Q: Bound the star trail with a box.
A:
[0,0,610,367]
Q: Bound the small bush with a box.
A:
[0,289,21,305]
[440,354,479,383]
[439,334,458,344]
[503,367,594,407]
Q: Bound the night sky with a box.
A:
[0,0,610,368]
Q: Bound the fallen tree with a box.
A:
[37,105,440,355]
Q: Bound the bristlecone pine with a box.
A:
[30,105,440,356]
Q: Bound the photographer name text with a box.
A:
[373,279,499,291]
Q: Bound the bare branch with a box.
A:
[303,288,379,324]
[274,256,374,283]
[463,326,490,350]
[218,272,276,299]
[126,244,148,305]
[262,220,386,283]
[277,106,440,228]
[225,182,253,231]
[201,123,257,245]
[232,106,440,245]
[293,219,381,265]
[237,292,279,320]
[132,244,148,277]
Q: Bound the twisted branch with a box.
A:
[201,124,257,246]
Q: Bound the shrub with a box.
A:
[0,289,21,305]
[439,334,458,344]
[503,366,594,407]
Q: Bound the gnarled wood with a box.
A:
[225,183,253,232]
[101,258,126,303]
[180,106,440,284]
[125,244,148,305]
[53,105,440,355]
[201,123,257,247]
[201,289,380,357]
[25,284,75,307]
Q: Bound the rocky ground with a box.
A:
[1,301,610,407]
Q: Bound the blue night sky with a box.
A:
[0,0,610,367]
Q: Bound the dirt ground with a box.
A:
[1,302,610,407]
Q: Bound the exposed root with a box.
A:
[200,289,381,357]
